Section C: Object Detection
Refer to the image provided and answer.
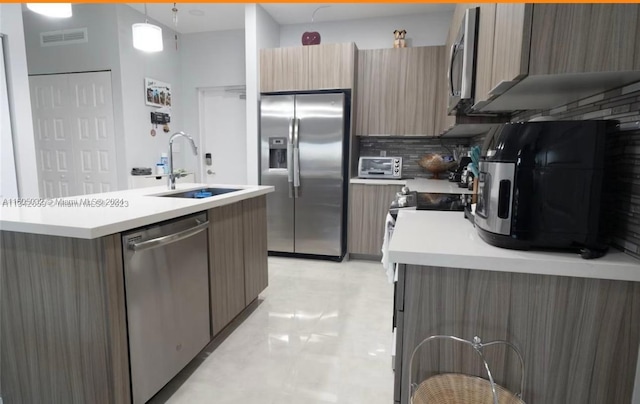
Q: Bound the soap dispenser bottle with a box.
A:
[160,153,169,174]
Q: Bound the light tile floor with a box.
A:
[152,257,394,404]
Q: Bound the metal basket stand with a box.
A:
[408,335,526,404]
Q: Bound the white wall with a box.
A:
[1,37,19,198]
[21,4,185,188]
[245,4,280,185]
[115,5,185,177]
[180,29,245,178]
[22,4,120,75]
[1,4,39,198]
[279,11,453,49]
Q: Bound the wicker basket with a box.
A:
[418,154,457,179]
[409,336,526,404]
[412,373,525,404]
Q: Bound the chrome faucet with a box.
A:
[168,131,198,190]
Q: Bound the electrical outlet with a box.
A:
[380,150,387,157]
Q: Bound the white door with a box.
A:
[199,88,247,184]
[29,71,117,197]
[69,72,117,195]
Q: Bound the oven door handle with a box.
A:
[128,221,209,252]
[448,42,457,97]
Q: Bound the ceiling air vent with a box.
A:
[40,28,88,47]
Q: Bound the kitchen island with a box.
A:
[389,210,640,404]
[0,184,273,404]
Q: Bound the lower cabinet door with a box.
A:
[243,196,269,305]
[349,184,403,257]
[209,203,246,336]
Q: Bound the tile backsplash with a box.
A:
[357,83,640,258]
[358,137,471,178]
[514,82,640,259]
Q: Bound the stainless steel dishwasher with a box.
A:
[122,212,210,404]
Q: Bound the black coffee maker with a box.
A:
[474,120,615,258]
[448,156,472,183]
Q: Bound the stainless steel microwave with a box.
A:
[447,7,479,114]
[358,157,402,179]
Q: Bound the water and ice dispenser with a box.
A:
[269,137,287,169]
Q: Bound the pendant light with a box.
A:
[132,4,163,53]
[26,3,72,18]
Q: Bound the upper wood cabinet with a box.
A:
[260,47,308,93]
[356,46,445,136]
[308,43,356,90]
[473,3,640,112]
[529,4,640,75]
[260,43,356,93]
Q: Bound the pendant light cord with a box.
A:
[311,6,330,24]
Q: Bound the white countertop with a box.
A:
[350,178,473,194]
[0,183,273,239]
[388,210,640,282]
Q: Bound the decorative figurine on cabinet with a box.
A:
[393,29,407,48]
[301,5,329,46]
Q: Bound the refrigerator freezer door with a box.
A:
[261,94,295,253]
[294,93,346,256]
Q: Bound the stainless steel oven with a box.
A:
[448,7,479,114]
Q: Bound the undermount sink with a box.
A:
[157,187,240,199]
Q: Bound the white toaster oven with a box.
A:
[358,157,402,179]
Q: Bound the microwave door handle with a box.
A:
[448,43,457,97]
[293,118,301,198]
[287,118,294,198]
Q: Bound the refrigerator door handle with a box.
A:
[293,118,301,198]
[287,118,294,198]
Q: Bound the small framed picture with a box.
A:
[145,77,172,108]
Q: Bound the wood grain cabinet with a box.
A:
[260,43,356,92]
[242,196,268,305]
[260,46,308,93]
[208,202,247,336]
[473,3,640,112]
[356,46,445,136]
[394,264,640,403]
[1,232,130,404]
[208,196,269,335]
[349,183,403,258]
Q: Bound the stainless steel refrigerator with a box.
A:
[260,91,349,260]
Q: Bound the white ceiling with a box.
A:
[126,3,454,35]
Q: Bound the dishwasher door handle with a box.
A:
[128,221,209,252]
